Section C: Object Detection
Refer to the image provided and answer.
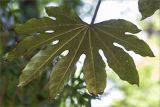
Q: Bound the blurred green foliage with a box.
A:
[110,65,160,107]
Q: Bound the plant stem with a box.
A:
[90,0,102,25]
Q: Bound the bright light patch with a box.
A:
[113,42,125,49]
[75,54,86,78]
[99,49,107,63]
[45,30,54,33]
[61,50,69,56]
[52,40,59,45]
[125,32,134,35]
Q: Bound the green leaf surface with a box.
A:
[7,6,154,98]
[138,0,160,19]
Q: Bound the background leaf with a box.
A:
[138,0,160,19]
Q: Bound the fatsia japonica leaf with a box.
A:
[6,6,154,98]
[138,0,160,20]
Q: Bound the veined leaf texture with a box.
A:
[7,0,159,98]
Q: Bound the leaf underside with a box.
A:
[138,0,160,19]
[7,6,154,98]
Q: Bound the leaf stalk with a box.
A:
[90,0,102,25]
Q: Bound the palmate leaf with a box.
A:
[7,6,154,98]
[138,0,160,19]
